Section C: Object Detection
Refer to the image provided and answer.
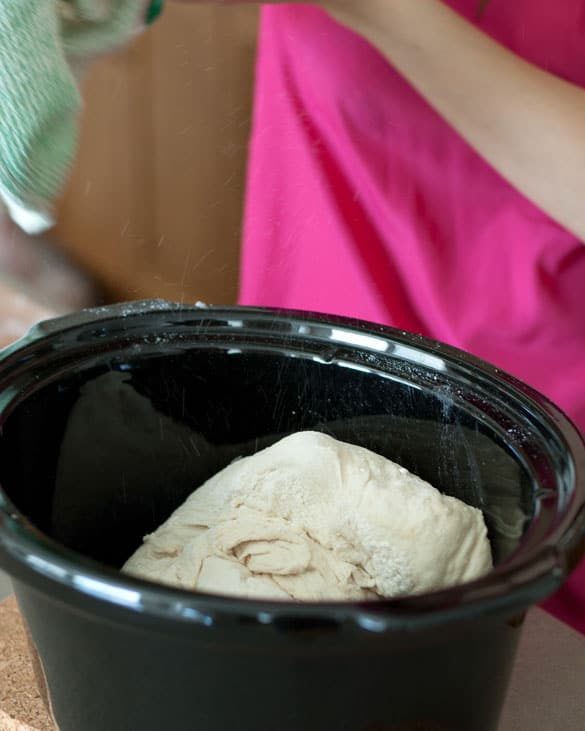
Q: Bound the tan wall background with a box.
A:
[54,5,258,305]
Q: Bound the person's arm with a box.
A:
[321,0,585,241]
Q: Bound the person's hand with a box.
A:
[0,206,99,315]
[0,279,54,350]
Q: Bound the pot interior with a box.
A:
[0,308,569,587]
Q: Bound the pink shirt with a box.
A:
[240,1,585,633]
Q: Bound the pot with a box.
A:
[0,301,583,731]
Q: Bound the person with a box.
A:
[2,0,584,633]
[0,278,53,350]
[0,0,126,321]
[183,0,585,632]
[0,207,98,321]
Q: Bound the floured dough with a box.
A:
[123,431,492,601]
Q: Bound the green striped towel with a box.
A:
[0,1,162,234]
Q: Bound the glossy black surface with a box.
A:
[0,302,583,731]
